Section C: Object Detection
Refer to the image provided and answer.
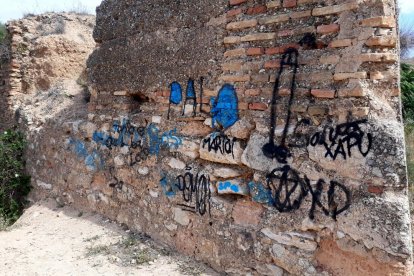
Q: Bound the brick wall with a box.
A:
[18,0,413,275]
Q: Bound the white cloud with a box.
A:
[399,0,414,14]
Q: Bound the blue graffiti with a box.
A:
[92,120,182,158]
[168,82,183,119]
[169,81,183,105]
[159,172,178,197]
[68,138,104,171]
[211,84,238,129]
[185,78,196,98]
[248,182,274,205]
[218,181,240,193]
[182,78,197,117]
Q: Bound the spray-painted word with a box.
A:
[309,119,373,160]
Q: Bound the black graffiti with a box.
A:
[199,76,205,114]
[309,119,373,160]
[181,78,197,117]
[262,47,299,163]
[267,165,351,220]
[175,167,211,216]
[202,133,236,158]
[108,167,124,190]
[299,33,318,49]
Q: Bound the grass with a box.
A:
[85,245,111,257]
[0,22,6,44]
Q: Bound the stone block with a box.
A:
[232,200,264,227]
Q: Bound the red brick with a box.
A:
[368,185,384,195]
[311,89,335,98]
[278,29,294,37]
[317,24,340,34]
[249,102,269,110]
[246,47,264,56]
[265,47,281,55]
[246,5,267,15]
[230,0,247,6]
[283,0,297,8]
[227,8,243,17]
[245,89,261,96]
[264,60,281,69]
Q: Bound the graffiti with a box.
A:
[68,138,104,171]
[93,119,182,165]
[167,81,182,119]
[160,173,178,197]
[248,181,274,205]
[199,77,205,114]
[265,165,351,220]
[262,48,299,163]
[182,78,197,117]
[160,167,211,216]
[299,33,318,49]
[211,84,239,130]
[166,80,239,129]
[175,167,211,216]
[202,132,237,158]
[108,167,124,190]
[309,119,373,160]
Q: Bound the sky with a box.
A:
[0,0,102,23]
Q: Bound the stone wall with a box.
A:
[5,1,413,275]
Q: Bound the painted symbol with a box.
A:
[211,84,239,130]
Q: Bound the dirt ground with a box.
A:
[0,199,219,276]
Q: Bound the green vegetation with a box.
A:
[401,63,414,123]
[0,22,6,43]
[0,130,31,226]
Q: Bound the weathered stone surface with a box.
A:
[5,0,412,275]
[170,139,200,159]
[36,180,52,190]
[168,158,186,170]
[173,207,190,226]
[180,121,212,137]
[224,118,256,140]
[261,228,317,251]
[212,167,242,178]
[89,0,227,93]
[199,133,244,165]
[232,200,264,227]
[241,133,285,172]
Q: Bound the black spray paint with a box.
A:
[262,48,299,163]
[267,165,351,220]
[175,166,211,216]
[202,133,237,158]
[309,119,373,160]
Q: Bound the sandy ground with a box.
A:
[0,199,218,276]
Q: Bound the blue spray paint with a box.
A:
[211,84,238,129]
[168,81,183,119]
[185,78,196,98]
[169,82,183,104]
[159,172,177,197]
[182,78,197,117]
[68,138,104,171]
[248,182,274,205]
[218,181,240,193]
[92,121,182,158]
